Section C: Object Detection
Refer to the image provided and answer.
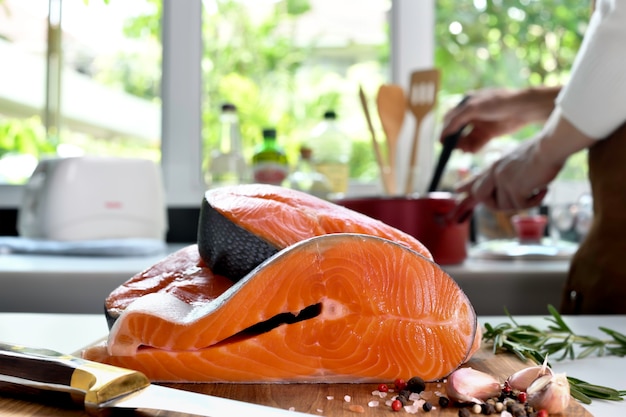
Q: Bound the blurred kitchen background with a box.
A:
[0,0,595,315]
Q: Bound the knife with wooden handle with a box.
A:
[0,342,319,416]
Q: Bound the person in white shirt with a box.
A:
[440,0,626,314]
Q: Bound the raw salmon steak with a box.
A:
[198,184,432,281]
[83,233,477,383]
[104,244,234,328]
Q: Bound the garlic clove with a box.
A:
[527,372,571,414]
[506,364,554,391]
[445,367,502,404]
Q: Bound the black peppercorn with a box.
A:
[482,402,496,415]
[398,389,412,399]
[422,401,433,412]
[510,403,527,417]
[396,395,409,406]
[406,376,426,393]
[438,396,450,408]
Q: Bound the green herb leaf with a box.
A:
[482,305,626,404]
[568,377,625,401]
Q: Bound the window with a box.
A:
[0,0,49,184]
[1,0,435,210]
[0,0,160,206]
[149,0,435,207]
[0,0,593,214]
[200,0,391,183]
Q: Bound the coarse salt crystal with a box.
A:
[371,390,387,398]
[288,406,295,411]
[316,409,323,413]
[404,403,420,414]
[326,396,334,400]
[409,392,421,401]
[367,400,379,407]
[420,390,433,400]
[344,395,351,402]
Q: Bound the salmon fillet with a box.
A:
[198,184,433,281]
[83,233,477,383]
[104,244,234,328]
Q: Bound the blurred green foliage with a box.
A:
[1,0,594,182]
[436,0,590,93]
[112,0,594,180]
[0,117,55,159]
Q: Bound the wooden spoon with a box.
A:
[405,68,440,195]
[376,84,406,195]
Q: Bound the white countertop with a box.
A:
[0,313,623,416]
[0,244,571,315]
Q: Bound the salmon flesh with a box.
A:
[84,233,477,383]
[198,184,433,281]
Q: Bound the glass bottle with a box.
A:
[308,110,352,197]
[288,146,332,199]
[252,128,289,185]
[208,103,248,187]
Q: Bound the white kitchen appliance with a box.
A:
[18,156,168,241]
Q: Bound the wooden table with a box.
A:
[1,313,625,416]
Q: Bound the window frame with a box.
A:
[0,0,435,209]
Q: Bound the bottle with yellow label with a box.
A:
[308,110,352,198]
[287,146,332,199]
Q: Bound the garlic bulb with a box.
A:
[445,367,502,404]
[506,364,553,391]
[527,372,571,414]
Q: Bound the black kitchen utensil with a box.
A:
[427,96,470,193]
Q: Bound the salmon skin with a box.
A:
[104,244,234,329]
[198,184,432,281]
[83,233,477,383]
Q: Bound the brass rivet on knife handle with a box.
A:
[0,342,150,414]
[72,360,151,410]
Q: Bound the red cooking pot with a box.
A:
[335,192,469,265]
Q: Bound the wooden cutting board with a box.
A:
[0,345,593,416]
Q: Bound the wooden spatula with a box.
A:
[376,84,406,195]
[405,68,440,195]
[358,85,393,194]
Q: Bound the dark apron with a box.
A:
[560,122,626,314]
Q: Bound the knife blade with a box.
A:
[0,342,319,416]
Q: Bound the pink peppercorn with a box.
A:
[391,399,403,411]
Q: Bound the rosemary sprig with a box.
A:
[568,376,626,404]
[482,304,626,403]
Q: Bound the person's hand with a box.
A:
[455,138,558,211]
[441,87,560,153]
[453,108,596,213]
